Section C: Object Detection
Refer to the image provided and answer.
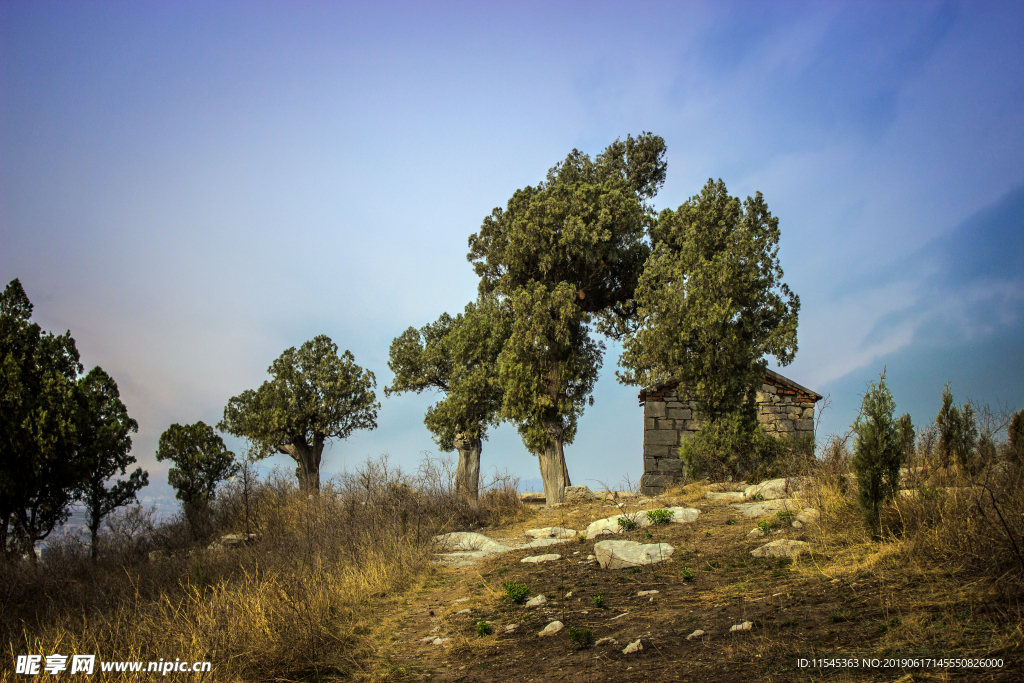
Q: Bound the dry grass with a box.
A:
[0,455,525,682]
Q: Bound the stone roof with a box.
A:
[637,368,823,407]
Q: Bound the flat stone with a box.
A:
[538,621,563,637]
[431,637,450,645]
[521,554,561,564]
[746,528,765,539]
[525,595,548,607]
[729,499,799,518]
[519,492,546,503]
[795,508,820,525]
[686,629,705,641]
[453,597,470,603]
[750,539,810,560]
[505,623,518,632]
[455,608,470,614]
[706,491,746,502]
[660,506,700,524]
[595,637,618,646]
[525,527,576,539]
[623,638,643,654]
[729,621,753,633]
[594,540,675,569]
[637,590,659,597]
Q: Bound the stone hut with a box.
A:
[638,369,823,495]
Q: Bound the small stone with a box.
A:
[623,638,643,654]
[791,520,804,529]
[564,591,573,598]
[587,554,595,560]
[456,608,470,614]
[729,621,753,633]
[750,539,810,560]
[637,590,659,597]
[505,623,518,632]
[521,553,561,564]
[747,527,765,539]
[525,527,576,539]
[525,595,548,607]
[420,636,434,643]
[432,637,450,645]
[564,485,595,503]
[795,508,820,525]
[686,629,705,641]
[538,621,563,637]
[453,597,470,603]
[595,637,618,646]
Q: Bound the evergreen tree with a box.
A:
[851,370,903,539]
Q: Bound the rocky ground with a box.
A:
[374,482,1022,682]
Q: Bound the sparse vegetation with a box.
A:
[617,516,639,531]
[476,620,492,636]
[646,508,675,525]
[591,594,605,608]
[567,625,594,649]
[504,581,530,604]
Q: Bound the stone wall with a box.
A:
[638,370,821,496]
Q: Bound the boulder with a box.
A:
[519,492,546,503]
[525,595,548,607]
[220,533,258,548]
[660,506,700,524]
[585,514,638,539]
[746,527,765,539]
[744,477,810,501]
[525,527,576,539]
[594,540,675,569]
[686,629,705,641]
[750,539,810,560]
[729,621,753,633]
[521,554,561,564]
[795,508,820,525]
[538,621,563,637]
[564,485,595,503]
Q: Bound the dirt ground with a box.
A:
[375,493,1023,683]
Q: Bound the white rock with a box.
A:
[623,638,643,654]
[431,637,450,645]
[521,554,561,564]
[586,554,595,560]
[729,621,753,633]
[729,499,800,518]
[657,506,701,524]
[525,594,548,607]
[750,539,810,559]
[505,623,518,633]
[453,597,470,603]
[519,492,546,503]
[686,629,705,641]
[795,508,820,525]
[433,532,507,552]
[525,527,577,539]
[523,537,569,549]
[564,591,573,598]
[585,514,636,539]
[706,491,746,502]
[595,637,618,646]
[538,621,563,637]
[564,485,595,503]
[420,636,434,643]
[637,590,659,597]
[747,527,765,539]
[791,520,804,529]
[594,540,675,569]
[456,608,470,614]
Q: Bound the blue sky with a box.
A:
[2,1,1022,511]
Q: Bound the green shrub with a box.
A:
[679,413,814,482]
[592,594,605,608]
[756,519,772,535]
[503,582,529,604]
[936,383,979,473]
[617,516,639,531]
[681,566,695,582]
[646,508,675,525]
[476,620,492,636]
[568,626,595,649]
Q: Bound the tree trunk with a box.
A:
[538,427,570,505]
[453,436,482,501]
[279,435,324,492]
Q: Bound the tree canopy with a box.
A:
[386,298,509,499]
[219,335,378,491]
[851,371,905,538]
[618,179,800,426]
[1,279,84,557]
[467,133,667,503]
[75,366,147,559]
[156,421,238,509]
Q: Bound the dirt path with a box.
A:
[376,492,1022,683]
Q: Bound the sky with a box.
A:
[2,1,1022,514]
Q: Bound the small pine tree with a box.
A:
[936,383,979,474]
[851,370,903,539]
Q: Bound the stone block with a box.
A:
[796,419,814,431]
[639,473,672,496]
[645,429,678,446]
[644,402,666,419]
[775,421,794,432]
[666,401,684,409]
[802,408,814,419]
[764,384,777,394]
[644,457,658,471]
[666,408,691,420]
[645,418,656,430]
[658,458,683,474]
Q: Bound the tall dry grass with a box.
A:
[1,454,525,681]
